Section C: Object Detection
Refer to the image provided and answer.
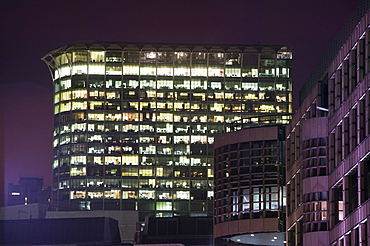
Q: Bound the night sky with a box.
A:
[0,0,360,200]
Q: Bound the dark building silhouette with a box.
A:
[139,216,213,245]
[8,177,51,206]
[0,217,121,245]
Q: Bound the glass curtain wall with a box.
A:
[44,43,292,219]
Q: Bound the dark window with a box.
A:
[349,170,358,213]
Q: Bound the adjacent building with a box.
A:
[286,1,370,245]
[286,80,329,245]
[326,8,370,245]
[42,43,292,221]
[214,124,287,245]
[8,177,51,206]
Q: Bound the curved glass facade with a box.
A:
[42,42,292,219]
[213,125,286,244]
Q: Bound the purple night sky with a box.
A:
[0,0,360,202]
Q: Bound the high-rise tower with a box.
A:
[42,42,292,220]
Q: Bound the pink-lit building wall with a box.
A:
[286,6,370,246]
[327,8,370,246]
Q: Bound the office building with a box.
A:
[286,1,370,245]
[214,124,286,245]
[42,42,292,220]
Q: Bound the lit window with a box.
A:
[140,168,154,177]
[176,191,189,199]
[122,155,139,165]
[106,66,122,75]
[105,190,120,199]
[122,191,136,199]
[174,67,190,76]
[156,202,172,211]
[72,101,87,110]
[54,104,59,114]
[207,168,214,177]
[156,168,164,177]
[157,67,173,76]
[105,156,121,165]
[158,192,172,199]
[88,113,104,121]
[72,90,87,99]
[70,156,86,165]
[89,51,105,62]
[60,91,72,101]
[89,63,105,74]
[72,64,87,75]
[140,67,156,76]
[71,191,86,199]
[71,167,86,176]
[123,66,139,75]
[88,191,103,199]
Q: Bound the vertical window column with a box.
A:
[349,49,357,93]
[338,237,344,246]
[343,232,351,246]
[357,38,365,82]
[329,187,335,228]
[358,161,367,205]
[287,226,296,246]
[330,183,344,226]
[335,70,342,110]
[295,125,301,160]
[328,78,335,116]
[296,172,301,206]
[292,178,297,211]
[366,90,370,137]
[350,108,357,152]
[343,174,351,217]
[342,117,350,159]
[296,220,303,246]
[349,169,359,214]
[359,220,367,245]
[358,99,366,143]
[286,183,291,215]
[342,61,349,101]
[286,136,291,168]
[329,131,336,171]
[364,160,370,202]
[335,125,343,165]
[365,28,370,75]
